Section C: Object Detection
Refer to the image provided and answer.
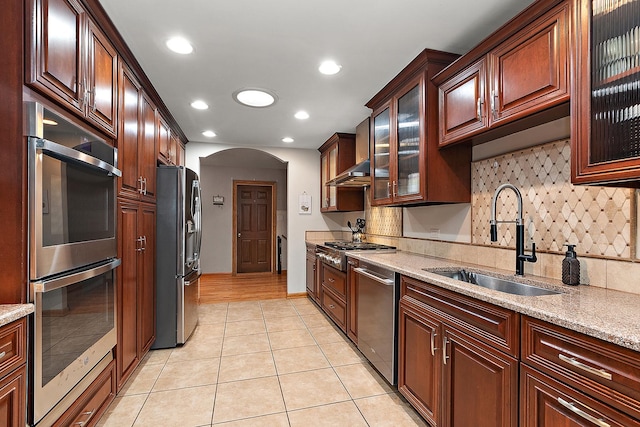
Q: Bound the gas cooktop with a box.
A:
[323,241,396,251]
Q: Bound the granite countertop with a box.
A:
[0,304,33,328]
[345,250,640,353]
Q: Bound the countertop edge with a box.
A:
[338,249,640,353]
[0,304,34,327]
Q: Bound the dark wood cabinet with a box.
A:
[521,364,640,427]
[319,263,347,332]
[27,0,118,136]
[436,0,570,147]
[117,63,156,202]
[441,326,518,427]
[398,275,519,427]
[438,59,488,146]
[367,49,470,206]
[52,360,116,427]
[346,257,358,343]
[116,200,155,390]
[398,299,440,426]
[157,116,180,166]
[522,316,640,421]
[318,133,364,212]
[571,0,640,184]
[305,245,319,303]
[0,367,26,427]
[0,318,27,427]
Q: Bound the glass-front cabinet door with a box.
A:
[572,0,640,184]
[321,153,329,209]
[395,83,422,199]
[372,106,391,204]
[328,146,338,208]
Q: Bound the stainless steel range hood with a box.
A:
[327,117,371,187]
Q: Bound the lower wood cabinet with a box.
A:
[520,364,640,427]
[52,360,116,427]
[117,199,156,390]
[398,275,519,427]
[0,318,27,427]
[0,366,26,427]
[521,315,640,424]
[319,263,347,333]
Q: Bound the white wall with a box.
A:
[187,142,350,294]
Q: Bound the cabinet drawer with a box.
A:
[0,318,27,379]
[522,316,640,420]
[321,286,346,331]
[322,265,346,298]
[53,359,116,427]
[401,275,519,357]
[521,364,640,427]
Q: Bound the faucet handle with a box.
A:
[527,243,537,263]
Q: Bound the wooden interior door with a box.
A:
[236,184,273,273]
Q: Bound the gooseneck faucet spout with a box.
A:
[490,183,537,276]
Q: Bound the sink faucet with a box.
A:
[490,183,537,276]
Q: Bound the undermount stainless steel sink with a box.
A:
[426,269,562,297]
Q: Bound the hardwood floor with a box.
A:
[199,272,289,303]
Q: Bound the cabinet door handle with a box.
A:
[557,398,611,427]
[142,177,148,195]
[136,236,145,252]
[138,176,145,194]
[387,181,391,198]
[476,97,483,121]
[490,90,498,119]
[442,336,449,364]
[0,351,6,359]
[430,331,438,357]
[393,181,398,198]
[558,354,612,380]
[328,304,335,309]
[328,277,335,283]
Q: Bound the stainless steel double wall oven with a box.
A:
[26,102,120,425]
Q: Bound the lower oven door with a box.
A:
[31,259,119,424]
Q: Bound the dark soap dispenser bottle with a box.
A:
[562,245,580,286]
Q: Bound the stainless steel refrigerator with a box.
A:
[153,166,202,348]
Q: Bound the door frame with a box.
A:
[232,180,277,275]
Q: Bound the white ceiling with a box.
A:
[99,0,534,151]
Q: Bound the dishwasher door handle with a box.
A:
[354,268,395,285]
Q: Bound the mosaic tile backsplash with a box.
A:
[364,188,402,237]
[472,140,634,258]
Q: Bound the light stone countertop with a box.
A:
[344,250,640,353]
[0,304,33,327]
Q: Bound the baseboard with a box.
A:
[287,292,307,299]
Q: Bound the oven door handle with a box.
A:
[34,138,122,177]
[354,267,395,285]
[31,259,121,295]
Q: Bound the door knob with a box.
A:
[237,232,241,238]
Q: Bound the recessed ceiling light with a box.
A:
[294,111,310,120]
[319,60,342,75]
[166,37,193,54]
[42,119,58,126]
[282,137,294,143]
[233,88,277,108]
[190,100,209,110]
[202,130,216,138]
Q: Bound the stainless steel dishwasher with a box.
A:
[355,261,399,385]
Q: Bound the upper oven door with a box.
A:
[28,104,121,279]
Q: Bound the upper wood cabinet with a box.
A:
[27,0,118,136]
[436,0,570,147]
[117,63,156,202]
[318,133,364,212]
[571,0,640,185]
[157,116,180,166]
[367,49,471,206]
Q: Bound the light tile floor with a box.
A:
[98,298,427,427]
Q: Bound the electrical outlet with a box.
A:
[430,228,440,239]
